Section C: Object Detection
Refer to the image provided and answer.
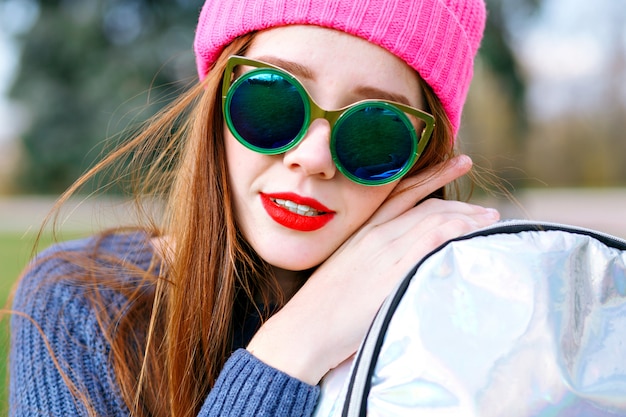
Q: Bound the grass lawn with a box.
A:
[0,231,86,414]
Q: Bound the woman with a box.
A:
[9,0,499,416]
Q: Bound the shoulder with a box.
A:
[15,231,154,294]
[9,231,155,415]
[11,230,157,333]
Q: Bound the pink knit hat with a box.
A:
[194,0,486,136]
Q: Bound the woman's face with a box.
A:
[224,25,423,271]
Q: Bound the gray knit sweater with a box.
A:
[9,232,320,416]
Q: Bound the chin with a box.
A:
[258,249,326,272]
[268,257,322,272]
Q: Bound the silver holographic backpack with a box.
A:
[314,220,626,417]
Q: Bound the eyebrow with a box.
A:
[354,85,413,107]
[252,55,414,107]
[253,55,315,80]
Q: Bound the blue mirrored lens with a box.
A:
[334,106,414,181]
[229,73,305,150]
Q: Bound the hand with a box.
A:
[246,155,500,384]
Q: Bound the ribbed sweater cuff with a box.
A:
[200,349,320,417]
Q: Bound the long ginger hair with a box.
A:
[13,32,458,417]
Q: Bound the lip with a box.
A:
[260,192,335,232]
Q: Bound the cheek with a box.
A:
[344,183,396,227]
[224,127,277,200]
[224,128,257,189]
[224,128,242,174]
[224,124,245,167]
[224,129,252,214]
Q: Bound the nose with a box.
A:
[283,118,337,181]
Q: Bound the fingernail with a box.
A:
[454,155,472,168]
[485,208,500,219]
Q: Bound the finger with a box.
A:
[405,209,499,258]
[368,155,473,225]
[370,199,499,247]
[365,209,499,278]
[395,154,473,196]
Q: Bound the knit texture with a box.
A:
[10,233,319,416]
[193,0,486,134]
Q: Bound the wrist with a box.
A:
[246,313,332,385]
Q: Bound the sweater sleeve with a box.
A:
[10,235,320,417]
[9,238,131,416]
[199,349,320,417]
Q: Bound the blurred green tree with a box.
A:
[480,0,541,127]
[481,0,541,129]
[4,0,198,193]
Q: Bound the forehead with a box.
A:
[245,25,422,107]
[248,25,409,72]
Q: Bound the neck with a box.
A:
[271,266,310,301]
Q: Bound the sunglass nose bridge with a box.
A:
[307,101,343,128]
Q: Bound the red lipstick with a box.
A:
[260,192,335,232]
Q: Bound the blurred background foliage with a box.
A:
[463,0,626,190]
[0,0,624,195]
[1,0,199,193]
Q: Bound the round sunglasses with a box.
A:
[221,55,435,186]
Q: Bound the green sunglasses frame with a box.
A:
[221,55,436,186]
